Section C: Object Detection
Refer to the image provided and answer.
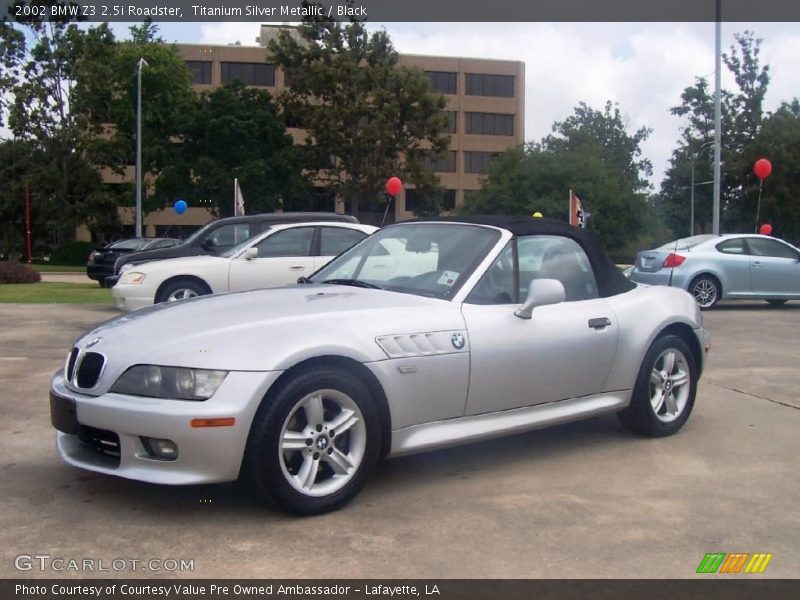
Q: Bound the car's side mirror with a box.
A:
[514,279,566,319]
[241,247,258,260]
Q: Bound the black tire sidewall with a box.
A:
[245,367,381,515]
[623,334,698,437]
[157,279,207,303]
[690,275,720,310]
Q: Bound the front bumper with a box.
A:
[50,368,282,485]
[111,285,155,312]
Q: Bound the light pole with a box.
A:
[135,57,148,238]
[690,141,715,236]
[712,0,722,234]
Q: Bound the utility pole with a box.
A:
[712,0,722,234]
[135,58,148,238]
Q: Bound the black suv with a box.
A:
[106,212,358,287]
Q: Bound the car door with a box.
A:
[313,226,369,271]
[462,235,619,415]
[227,226,316,292]
[713,237,752,295]
[746,237,800,296]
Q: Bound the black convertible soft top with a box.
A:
[404,215,636,298]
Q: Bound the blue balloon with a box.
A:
[174,199,187,215]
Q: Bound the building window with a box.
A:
[465,151,500,174]
[426,71,458,94]
[466,74,514,97]
[465,112,514,136]
[423,150,457,173]
[221,62,276,86]
[405,189,457,213]
[185,61,212,85]
[443,111,457,133]
[442,189,456,211]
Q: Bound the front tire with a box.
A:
[245,366,381,515]
[155,278,210,303]
[690,275,720,309]
[617,334,698,437]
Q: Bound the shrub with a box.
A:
[0,261,41,284]
[49,241,96,266]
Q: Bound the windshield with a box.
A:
[310,223,501,300]
[182,221,217,246]
[658,234,716,251]
[109,238,150,251]
[220,236,257,258]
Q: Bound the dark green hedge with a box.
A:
[49,241,96,266]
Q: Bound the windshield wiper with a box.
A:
[321,278,382,290]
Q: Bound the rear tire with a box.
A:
[245,366,381,515]
[617,334,698,437]
[689,275,720,309]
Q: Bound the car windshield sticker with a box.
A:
[437,270,460,286]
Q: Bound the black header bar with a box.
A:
[4,0,800,23]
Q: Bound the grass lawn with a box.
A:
[29,264,85,273]
[0,282,114,304]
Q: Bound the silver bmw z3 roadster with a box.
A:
[51,216,710,514]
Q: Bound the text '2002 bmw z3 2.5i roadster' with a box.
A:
[51,216,710,514]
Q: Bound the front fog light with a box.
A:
[141,437,179,461]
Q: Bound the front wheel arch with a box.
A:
[251,356,393,460]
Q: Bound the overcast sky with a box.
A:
[112,21,800,189]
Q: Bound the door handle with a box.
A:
[290,265,305,270]
[752,261,761,267]
[588,317,611,330]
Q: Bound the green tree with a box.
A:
[74,22,196,216]
[0,8,121,245]
[658,31,771,236]
[747,101,800,242]
[268,7,449,219]
[158,81,311,216]
[462,101,652,256]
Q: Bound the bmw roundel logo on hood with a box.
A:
[451,332,465,349]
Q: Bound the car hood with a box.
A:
[128,254,229,274]
[76,285,465,386]
[114,243,201,270]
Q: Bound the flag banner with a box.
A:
[569,190,587,228]
[234,178,245,217]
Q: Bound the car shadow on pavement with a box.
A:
[46,414,635,518]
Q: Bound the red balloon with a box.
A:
[753,158,772,180]
[759,224,773,235]
[385,176,402,197]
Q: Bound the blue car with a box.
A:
[630,233,800,309]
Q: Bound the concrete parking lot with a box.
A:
[0,301,797,578]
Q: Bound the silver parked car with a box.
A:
[51,216,709,514]
[630,234,800,309]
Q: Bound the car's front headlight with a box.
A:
[119,271,146,285]
[110,365,228,401]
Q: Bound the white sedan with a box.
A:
[112,221,377,311]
